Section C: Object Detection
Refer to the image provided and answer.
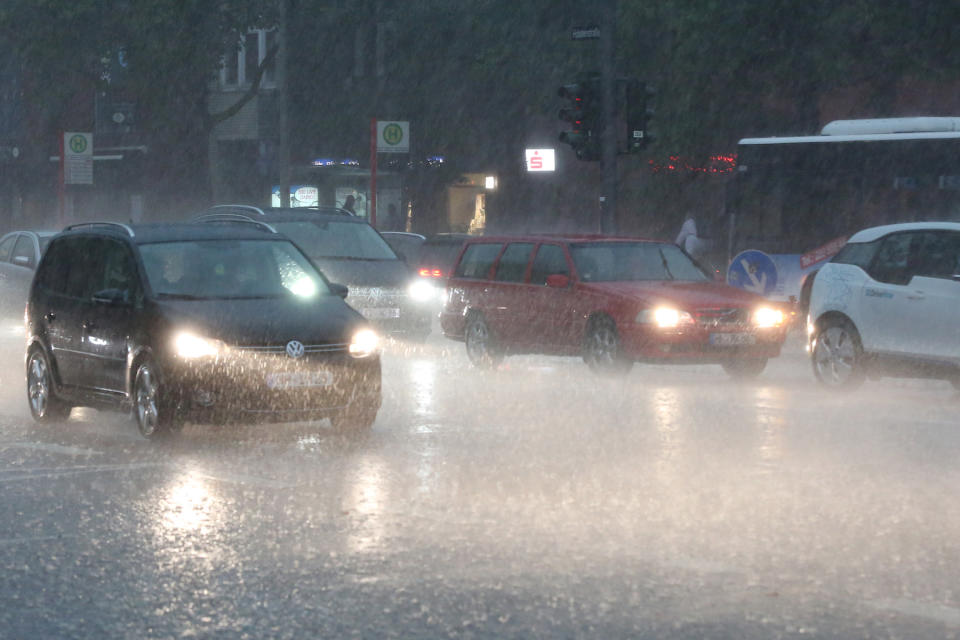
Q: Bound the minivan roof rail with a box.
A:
[63,222,135,237]
[206,204,267,216]
[192,212,277,234]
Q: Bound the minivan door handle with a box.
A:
[906,291,925,301]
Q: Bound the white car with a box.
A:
[807,221,960,390]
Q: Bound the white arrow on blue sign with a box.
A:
[726,250,778,296]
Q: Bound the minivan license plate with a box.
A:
[710,332,756,346]
[266,371,333,389]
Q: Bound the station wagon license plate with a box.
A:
[361,307,401,319]
[709,332,756,346]
[265,371,333,389]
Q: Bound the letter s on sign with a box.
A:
[530,157,543,170]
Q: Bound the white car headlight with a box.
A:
[349,328,380,358]
[752,306,784,328]
[407,279,437,303]
[174,332,224,358]
[636,307,695,328]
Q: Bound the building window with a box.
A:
[220,29,277,90]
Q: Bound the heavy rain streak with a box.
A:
[2,1,960,638]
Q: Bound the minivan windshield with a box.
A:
[570,242,709,282]
[270,220,398,261]
[140,239,330,299]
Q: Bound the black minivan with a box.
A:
[25,222,381,439]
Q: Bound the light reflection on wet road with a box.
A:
[1,332,959,638]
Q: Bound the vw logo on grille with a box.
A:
[285,340,305,359]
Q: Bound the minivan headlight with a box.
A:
[752,307,784,328]
[349,329,380,358]
[174,331,224,358]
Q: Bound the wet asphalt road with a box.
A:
[1,327,960,639]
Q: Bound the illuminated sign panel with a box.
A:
[525,148,555,172]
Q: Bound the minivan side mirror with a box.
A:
[91,288,131,306]
[329,282,349,299]
[545,274,570,288]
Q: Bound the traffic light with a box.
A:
[558,75,601,161]
[626,80,655,152]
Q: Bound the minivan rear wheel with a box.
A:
[811,318,865,390]
[133,360,175,439]
[26,347,72,422]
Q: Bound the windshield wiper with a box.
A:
[658,248,675,280]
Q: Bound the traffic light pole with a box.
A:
[599,0,618,234]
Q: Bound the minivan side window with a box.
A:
[494,243,535,282]
[36,237,106,299]
[529,244,570,285]
[97,238,141,303]
[454,243,503,279]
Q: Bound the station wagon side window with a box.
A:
[494,243,535,282]
[454,243,503,279]
[0,234,17,263]
[529,244,570,285]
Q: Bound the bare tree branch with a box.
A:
[207,42,279,128]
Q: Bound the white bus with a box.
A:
[724,117,960,308]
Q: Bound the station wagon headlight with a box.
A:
[752,307,784,328]
[636,307,695,328]
[349,328,380,358]
[407,279,437,303]
[174,331,224,359]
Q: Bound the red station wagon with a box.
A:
[440,235,789,377]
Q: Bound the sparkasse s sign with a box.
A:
[525,148,555,172]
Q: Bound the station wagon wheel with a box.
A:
[811,318,865,391]
[583,316,632,375]
[133,360,174,439]
[464,314,503,369]
[721,358,768,379]
[26,348,72,422]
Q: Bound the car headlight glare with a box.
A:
[174,331,223,358]
[349,328,380,358]
[753,307,784,328]
[636,307,694,328]
[407,279,437,303]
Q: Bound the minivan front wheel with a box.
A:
[811,318,865,390]
[133,360,174,439]
[26,348,72,422]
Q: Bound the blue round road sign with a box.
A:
[727,250,778,296]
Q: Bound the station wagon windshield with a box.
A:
[570,242,709,282]
[140,239,329,299]
[270,220,398,261]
